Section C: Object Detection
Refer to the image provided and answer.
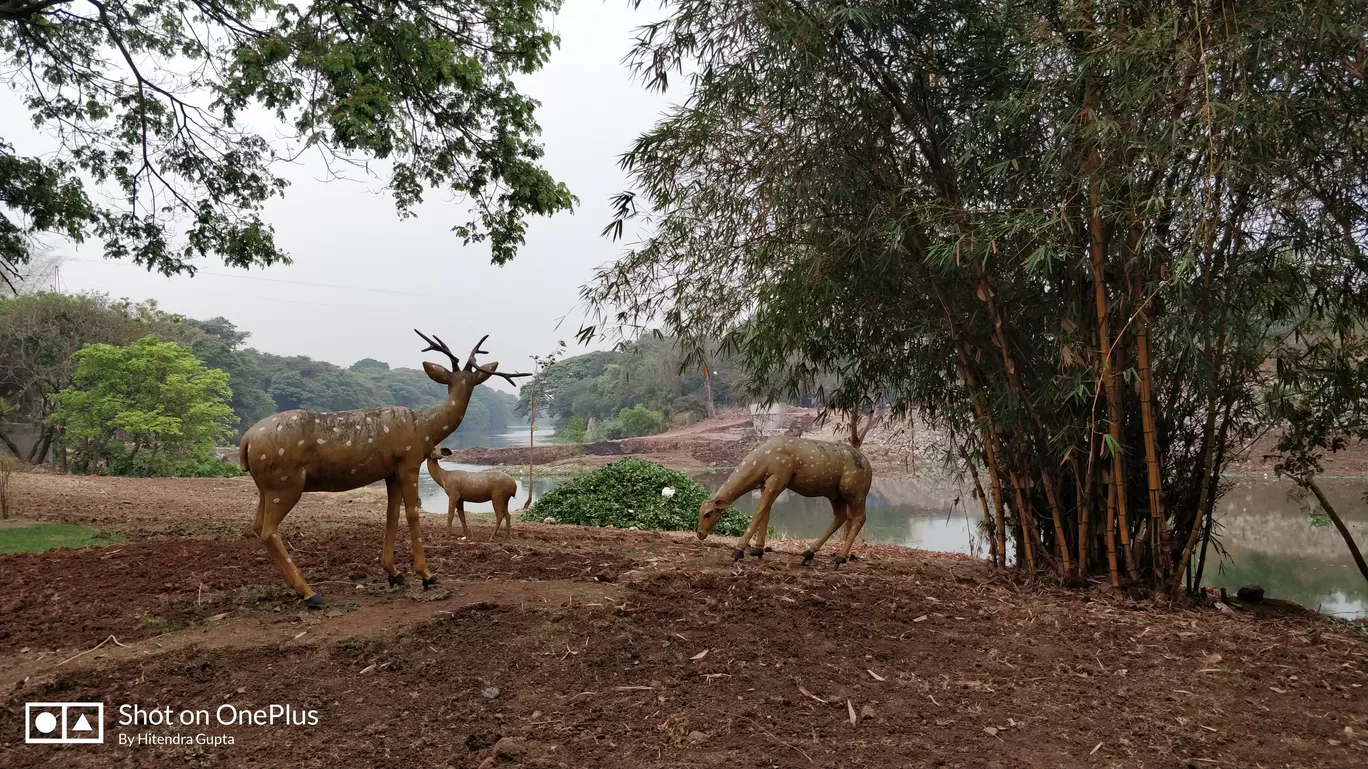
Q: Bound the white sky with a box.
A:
[1,1,675,393]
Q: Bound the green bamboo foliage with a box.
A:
[587,0,1368,587]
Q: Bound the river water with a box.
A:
[421,433,1368,620]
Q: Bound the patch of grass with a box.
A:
[134,614,186,633]
[0,523,121,554]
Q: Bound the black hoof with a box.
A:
[833,555,848,566]
[848,554,860,562]
[764,546,773,552]
[801,549,815,564]
[388,573,405,587]
[749,547,765,558]
[422,574,440,590]
[303,594,325,609]
[732,549,745,562]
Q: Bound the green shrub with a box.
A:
[618,404,665,437]
[524,458,749,535]
[562,417,587,443]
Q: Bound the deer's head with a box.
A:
[696,495,730,539]
[415,330,529,406]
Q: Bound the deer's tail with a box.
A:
[239,439,250,472]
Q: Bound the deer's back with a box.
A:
[241,407,426,492]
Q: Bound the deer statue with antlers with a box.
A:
[239,331,529,608]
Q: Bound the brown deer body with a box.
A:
[697,436,873,564]
[240,332,527,607]
[425,447,518,539]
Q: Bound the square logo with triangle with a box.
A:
[25,702,104,744]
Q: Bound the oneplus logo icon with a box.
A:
[25,702,104,744]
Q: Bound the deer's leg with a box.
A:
[802,500,848,565]
[382,476,404,586]
[834,497,868,565]
[399,468,437,588]
[457,500,469,538]
[447,495,458,536]
[256,489,321,607]
[491,496,512,540]
[734,475,785,561]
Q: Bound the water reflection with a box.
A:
[420,450,1368,620]
[442,426,556,450]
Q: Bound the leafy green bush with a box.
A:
[618,404,665,437]
[524,458,748,535]
[562,417,587,443]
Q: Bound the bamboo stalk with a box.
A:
[972,269,1068,573]
[1007,467,1036,578]
[1172,404,1217,589]
[1131,241,1169,580]
[1071,455,1089,574]
[1102,469,1121,594]
[1088,186,1138,582]
[962,447,998,567]
[1041,469,1071,573]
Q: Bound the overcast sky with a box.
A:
[1,1,675,393]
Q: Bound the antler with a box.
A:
[414,329,460,370]
[415,330,532,385]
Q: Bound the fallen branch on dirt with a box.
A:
[797,684,828,704]
[57,635,127,666]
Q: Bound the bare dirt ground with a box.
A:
[2,472,1367,768]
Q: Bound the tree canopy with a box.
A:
[0,0,575,289]
[588,0,1368,588]
[53,334,237,475]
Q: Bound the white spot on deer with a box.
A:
[259,453,266,461]
[351,468,357,473]
[367,438,374,444]
[272,497,280,503]
[280,475,288,481]
[297,440,305,446]
[405,446,412,452]
[346,440,352,446]
[277,448,285,456]
[448,400,455,406]
[384,425,390,433]
[442,425,448,430]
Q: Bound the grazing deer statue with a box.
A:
[697,436,873,565]
[239,331,529,608]
[425,447,519,539]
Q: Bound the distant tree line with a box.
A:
[0,292,518,473]
[515,335,752,440]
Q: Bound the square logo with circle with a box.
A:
[24,702,104,744]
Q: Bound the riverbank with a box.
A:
[1,472,1366,768]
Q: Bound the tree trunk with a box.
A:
[1172,404,1218,589]
[0,429,23,458]
[1298,477,1368,585]
[702,365,716,419]
[522,391,536,511]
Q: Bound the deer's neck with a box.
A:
[426,457,448,487]
[416,388,474,444]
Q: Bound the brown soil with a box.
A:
[2,472,1367,768]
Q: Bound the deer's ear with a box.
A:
[423,361,452,384]
[440,447,453,456]
[473,361,498,384]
